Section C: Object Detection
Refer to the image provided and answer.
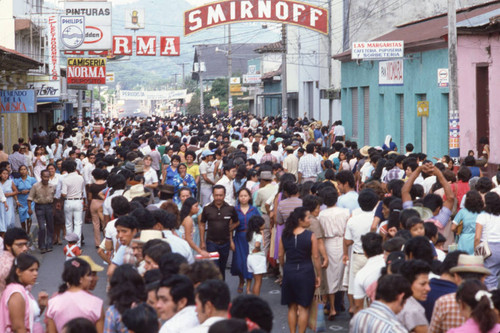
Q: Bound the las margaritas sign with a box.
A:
[184,0,328,35]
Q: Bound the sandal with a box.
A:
[237,286,244,294]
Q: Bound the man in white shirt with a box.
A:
[155,210,194,264]
[61,160,86,246]
[186,280,229,333]
[215,163,236,206]
[333,120,346,142]
[51,137,63,160]
[298,143,322,184]
[157,275,199,333]
[82,153,96,185]
[343,189,379,313]
[352,232,386,312]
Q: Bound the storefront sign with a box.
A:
[119,89,187,100]
[67,58,106,84]
[112,36,180,56]
[352,41,404,60]
[63,1,112,50]
[184,0,328,35]
[243,74,261,84]
[27,76,60,102]
[379,59,403,86]
[48,15,60,81]
[60,16,85,50]
[417,101,429,117]
[0,90,37,113]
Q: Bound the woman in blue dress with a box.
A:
[452,190,484,254]
[231,188,261,294]
[172,163,197,201]
[165,155,180,185]
[279,207,321,333]
[14,165,37,234]
[0,168,19,235]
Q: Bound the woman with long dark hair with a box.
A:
[475,192,500,290]
[0,253,46,333]
[279,207,321,333]
[14,165,36,234]
[450,279,500,333]
[104,264,147,332]
[452,190,483,254]
[46,258,104,333]
[180,197,209,258]
[231,188,261,294]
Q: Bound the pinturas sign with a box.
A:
[67,58,106,85]
[184,0,328,35]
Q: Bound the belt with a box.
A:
[35,202,52,205]
[66,198,83,200]
[353,251,365,255]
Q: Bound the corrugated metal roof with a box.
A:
[334,1,500,61]
[457,7,500,27]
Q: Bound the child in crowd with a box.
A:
[63,232,81,260]
[246,215,266,296]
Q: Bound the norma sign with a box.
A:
[0,90,37,113]
[63,1,112,50]
[438,68,449,87]
[67,58,106,84]
[417,101,429,117]
[184,0,328,35]
[352,41,404,60]
[48,15,60,81]
[379,60,403,86]
[113,36,180,56]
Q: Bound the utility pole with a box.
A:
[281,24,288,130]
[197,49,205,116]
[448,0,460,162]
[327,0,333,127]
[228,25,233,119]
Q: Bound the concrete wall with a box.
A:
[340,48,450,159]
[457,33,500,164]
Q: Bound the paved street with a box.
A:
[28,219,350,332]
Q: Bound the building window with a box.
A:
[398,94,404,151]
[351,88,358,139]
[363,87,370,146]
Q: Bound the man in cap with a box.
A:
[283,146,298,179]
[429,254,491,333]
[199,150,216,207]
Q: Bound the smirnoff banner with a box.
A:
[67,58,106,85]
[184,0,328,35]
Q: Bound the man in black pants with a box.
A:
[200,185,239,280]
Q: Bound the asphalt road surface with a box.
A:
[26,216,351,332]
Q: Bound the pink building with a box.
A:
[457,9,500,167]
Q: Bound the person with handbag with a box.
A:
[474,192,500,290]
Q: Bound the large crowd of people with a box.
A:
[0,112,498,333]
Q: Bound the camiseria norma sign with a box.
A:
[67,58,106,84]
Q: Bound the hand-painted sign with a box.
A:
[417,101,429,117]
[48,15,60,81]
[27,76,61,102]
[0,90,37,113]
[379,60,403,86]
[352,41,404,60]
[67,58,106,84]
[184,0,328,35]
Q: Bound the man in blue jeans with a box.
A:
[199,185,239,280]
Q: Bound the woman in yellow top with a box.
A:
[185,151,200,184]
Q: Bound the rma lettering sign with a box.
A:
[184,0,328,35]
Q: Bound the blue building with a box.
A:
[334,18,451,159]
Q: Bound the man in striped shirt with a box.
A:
[350,274,411,333]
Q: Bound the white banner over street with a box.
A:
[119,90,187,101]
[352,41,404,60]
